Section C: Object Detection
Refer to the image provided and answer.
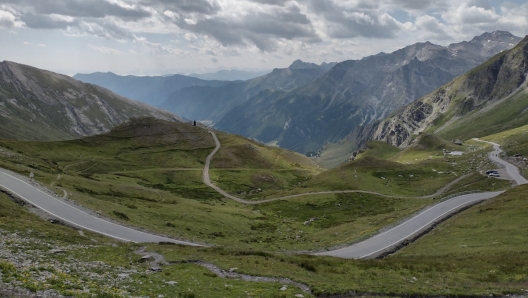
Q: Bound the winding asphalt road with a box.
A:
[475,139,528,185]
[315,140,527,259]
[0,168,201,245]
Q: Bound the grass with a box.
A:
[442,172,511,195]
[4,186,528,297]
[436,81,528,142]
[357,141,401,160]
[299,156,455,197]
[0,120,507,251]
[0,192,301,297]
[146,185,528,297]
[0,119,438,252]
[483,123,528,156]
[1,117,527,296]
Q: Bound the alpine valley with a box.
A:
[2,26,528,298]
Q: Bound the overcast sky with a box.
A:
[1,0,527,76]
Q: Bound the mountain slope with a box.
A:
[216,31,521,154]
[73,72,232,106]
[373,35,528,148]
[0,61,179,141]
[188,69,270,81]
[160,60,334,122]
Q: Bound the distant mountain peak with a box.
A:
[289,59,320,69]
[471,30,516,42]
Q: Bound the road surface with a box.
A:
[474,139,528,185]
[314,141,525,259]
[0,168,201,245]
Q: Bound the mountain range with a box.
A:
[215,31,522,155]
[159,60,337,124]
[73,72,232,106]
[0,61,179,141]
[317,34,528,167]
[12,31,524,168]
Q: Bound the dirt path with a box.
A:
[203,130,471,205]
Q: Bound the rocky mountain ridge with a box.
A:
[372,35,528,148]
[159,60,334,123]
[216,31,522,154]
[0,61,179,141]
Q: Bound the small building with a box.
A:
[452,139,463,145]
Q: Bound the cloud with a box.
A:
[449,4,500,24]
[176,4,321,51]
[140,0,221,15]
[88,44,126,55]
[134,35,189,56]
[414,15,451,40]
[21,12,77,29]
[250,0,290,6]
[0,9,23,28]
[3,0,151,21]
[37,43,46,47]
[81,20,135,40]
[308,0,402,39]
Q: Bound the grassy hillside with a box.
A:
[0,117,444,252]
[357,140,401,160]
[209,132,321,199]
[436,85,528,141]
[0,61,178,141]
[0,192,302,297]
[0,117,525,297]
[484,123,528,156]
[149,187,528,297]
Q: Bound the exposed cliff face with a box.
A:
[372,35,528,148]
[0,61,180,141]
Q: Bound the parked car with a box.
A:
[486,170,499,175]
[488,172,500,177]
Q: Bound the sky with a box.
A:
[1,0,527,76]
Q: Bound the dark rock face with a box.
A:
[216,31,521,153]
[0,61,179,141]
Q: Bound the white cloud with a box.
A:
[0,9,24,28]
[2,0,526,75]
[184,32,198,41]
[37,43,47,48]
[445,4,500,25]
[163,10,179,20]
[414,15,451,40]
[88,44,126,55]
